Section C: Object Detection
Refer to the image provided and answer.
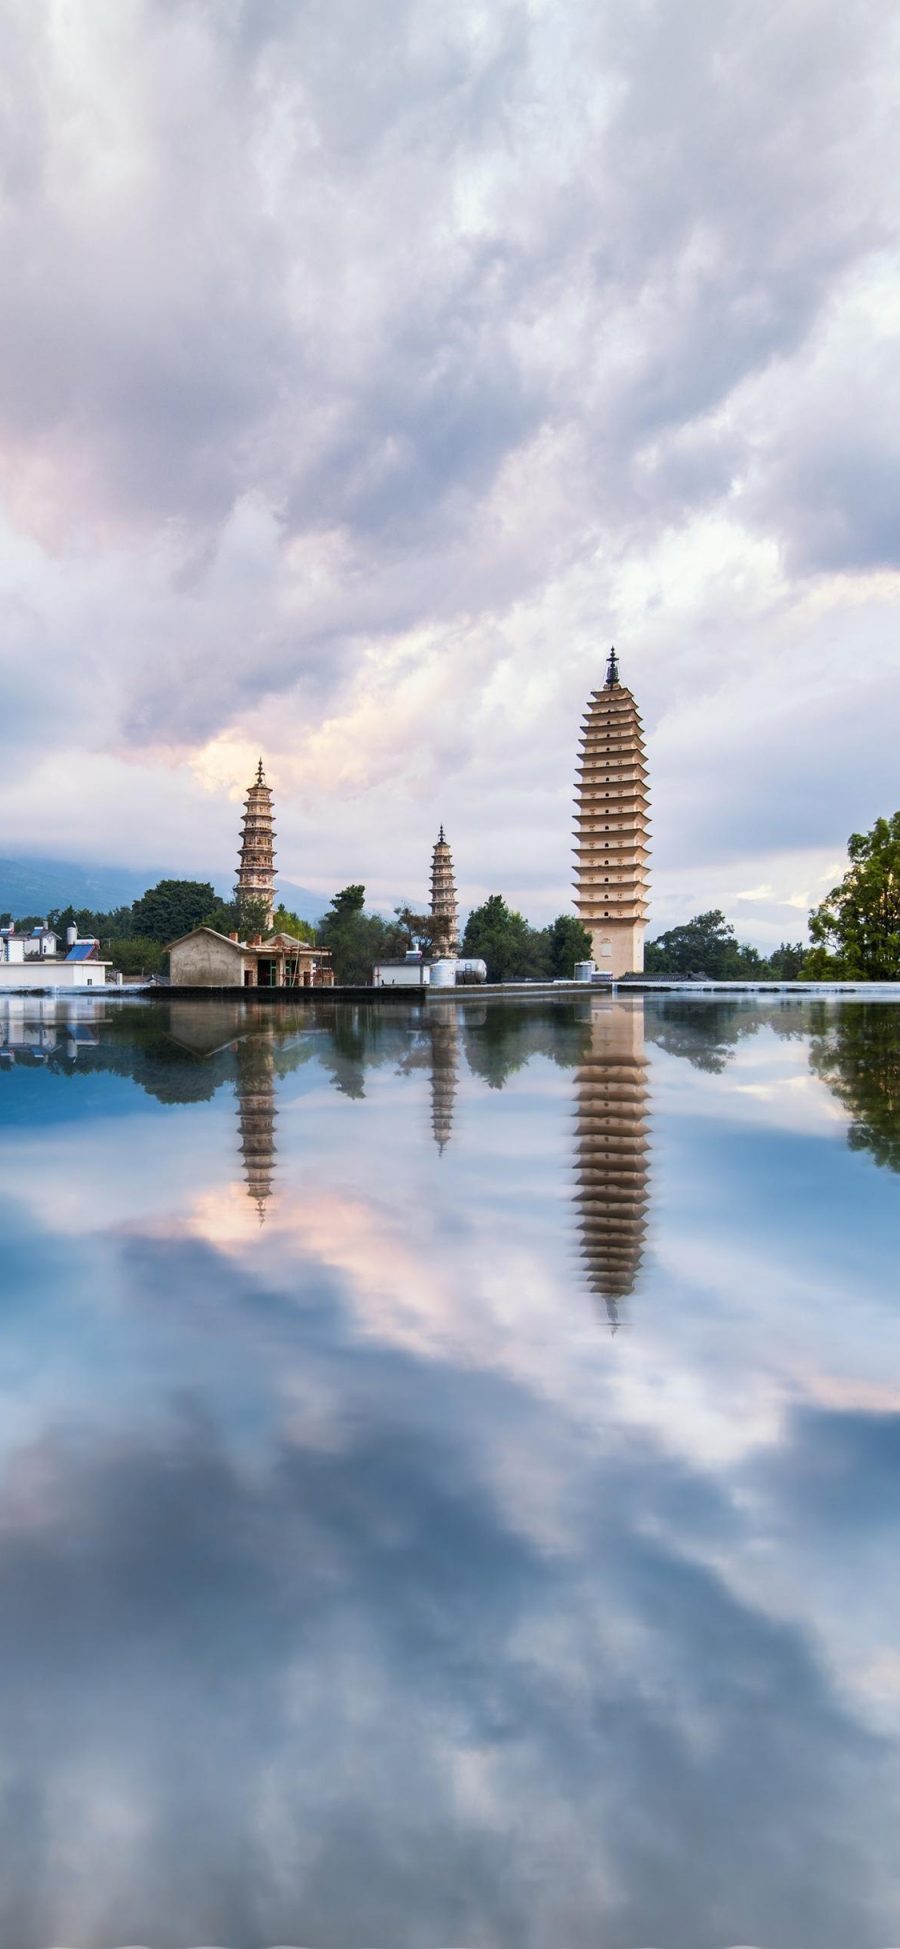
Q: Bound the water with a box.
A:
[1,992,899,1949]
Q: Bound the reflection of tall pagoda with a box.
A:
[429,1009,458,1153]
[234,1034,278,1222]
[236,758,277,928]
[574,1001,650,1331]
[574,649,650,977]
[430,826,459,956]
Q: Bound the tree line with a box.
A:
[3,809,896,982]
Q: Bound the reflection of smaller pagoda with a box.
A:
[234,1034,278,1223]
[430,826,459,956]
[574,1002,650,1331]
[429,1009,458,1153]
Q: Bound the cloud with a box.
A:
[0,0,898,929]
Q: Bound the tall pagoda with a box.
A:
[236,758,277,930]
[430,825,459,956]
[573,1002,650,1332]
[574,650,650,976]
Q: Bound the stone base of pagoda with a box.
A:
[585,918,646,978]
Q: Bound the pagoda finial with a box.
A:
[438,823,445,844]
[605,646,620,688]
[256,756,265,785]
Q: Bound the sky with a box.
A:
[0,0,898,946]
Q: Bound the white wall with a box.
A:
[0,963,111,989]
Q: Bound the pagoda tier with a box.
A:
[235,758,277,927]
[573,1004,650,1332]
[573,650,650,976]
[430,825,459,955]
[429,1011,458,1154]
[235,1035,278,1224]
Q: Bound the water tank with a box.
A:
[430,958,457,988]
[66,924,78,948]
[575,960,596,982]
[455,958,487,984]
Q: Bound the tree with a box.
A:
[462,895,549,983]
[645,910,765,979]
[105,936,165,977]
[318,885,405,984]
[767,941,806,980]
[131,879,218,944]
[235,892,274,940]
[393,906,442,954]
[271,903,317,943]
[807,813,900,979]
[545,914,592,980]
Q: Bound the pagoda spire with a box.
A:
[235,759,277,930]
[430,825,459,957]
[605,646,620,688]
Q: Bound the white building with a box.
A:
[0,934,113,990]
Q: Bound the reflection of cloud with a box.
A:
[0,1396,893,1949]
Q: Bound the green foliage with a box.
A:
[198,899,241,936]
[236,892,273,940]
[808,812,900,979]
[645,910,766,979]
[799,944,841,979]
[461,894,549,983]
[545,913,592,979]
[394,906,443,953]
[318,885,405,984]
[328,885,366,917]
[271,903,316,943]
[131,879,218,944]
[105,936,165,977]
[766,941,806,980]
[48,902,137,940]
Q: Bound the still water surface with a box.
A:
[1,992,899,1949]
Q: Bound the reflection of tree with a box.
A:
[644,999,761,1073]
[574,1003,650,1332]
[808,1003,900,1173]
[462,1002,592,1089]
[48,1003,231,1102]
[234,1036,278,1221]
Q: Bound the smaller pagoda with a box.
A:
[430,825,459,956]
[236,759,277,930]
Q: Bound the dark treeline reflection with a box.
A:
[4,994,900,1195]
[807,1002,900,1172]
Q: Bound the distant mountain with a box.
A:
[0,856,327,926]
[0,857,177,919]
[277,880,329,925]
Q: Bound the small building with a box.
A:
[167,926,334,989]
[0,935,113,989]
[373,958,431,987]
[25,927,60,959]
